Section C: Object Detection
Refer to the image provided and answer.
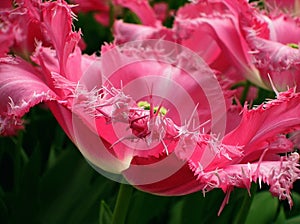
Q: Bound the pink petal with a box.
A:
[70,0,110,26]
[41,0,81,75]
[127,161,204,195]
[223,89,300,159]
[196,153,300,208]
[0,1,52,57]
[32,44,90,84]
[0,20,14,56]
[112,0,158,26]
[224,105,243,134]
[240,4,300,90]
[153,2,169,22]
[113,20,174,44]
[246,31,300,90]
[71,0,109,13]
[265,0,300,15]
[94,12,110,27]
[174,1,266,88]
[0,57,57,135]
[271,15,300,44]
[0,1,12,9]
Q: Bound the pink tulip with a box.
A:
[0,0,299,213]
[113,0,267,88]
[113,0,300,92]
[240,6,300,91]
[0,0,53,58]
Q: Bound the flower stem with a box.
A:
[233,184,257,224]
[12,132,24,194]
[111,184,133,224]
[240,80,251,104]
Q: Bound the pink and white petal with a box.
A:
[31,45,60,88]
[0,1,52,57]
[41,1,73,55]
[32,44,93,88]
[41,0,81,75]
[131,115,300,197]
[270,14,300,44]
[0,57,57,135]
[223,89,300,154]
[174,16,265,88]
[75,116,134,174]
[200,89,300,171]
[194,153,300,208]
[65,46,97,82]
[176,0,234,19]
[246,32,300,90]
[239,135,294,163]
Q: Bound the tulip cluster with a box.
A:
[1,0,300,213]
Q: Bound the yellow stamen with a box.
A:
[287,43,299,49]
[137,101,167,115]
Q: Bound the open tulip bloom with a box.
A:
[1,0,300,220]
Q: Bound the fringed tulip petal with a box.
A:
[0,57,57,135]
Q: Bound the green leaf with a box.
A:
[168,200,184,224]
[233,184,257,224]
[0,189,8,223]
[13,146,42,223]
[179,190,224,224]
[245,191,279,224]
[38,148,94,223]
[66,178,114,224]
[274,206,286,224]
[175,187,251,224]
[74,13,112,54]
[126,191,172,224]
[168,0,188,10]
[287,192,300,218]
[38,146,117,224]
[286,215,300,224]
[122,10,141,24]
[99,200,113,224]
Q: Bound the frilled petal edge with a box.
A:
[0,57,57,135]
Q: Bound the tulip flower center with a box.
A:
[287,43,299,49]
[122,101,170,147]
